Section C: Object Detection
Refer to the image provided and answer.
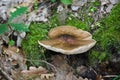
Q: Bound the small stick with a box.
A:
[103,75,118,78]
[25,59,57,72]
[0,67,13,80]
[41,60,57,72]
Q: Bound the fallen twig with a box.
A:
[25,59,57,73]
[0,67,13,80]
[41,60,57,72]
[103,75,118,78]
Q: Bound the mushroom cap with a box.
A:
[48,26,92,39]
[38,26,96,55]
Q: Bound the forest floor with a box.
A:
[0,0,120,80]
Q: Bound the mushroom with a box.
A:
[38,26,96,55]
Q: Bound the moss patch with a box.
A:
[89,2,120,65]
[22,15,60,66]
[66,16,88,30]
[94,2,120,52]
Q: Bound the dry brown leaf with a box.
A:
[66,72,74,80]
[109,0,118,4]
[3,46,26,64]
[106,4,113,13]
[20,66,55,80]
[2,46,27,71]
[21,66,47,76]
[11,70,24,80]
[96,75,104,80]
[41,73,54,79]
[78,77,88,80]
[52,55,72,80]
[66,72,89,80]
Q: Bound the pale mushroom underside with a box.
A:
[38,39,96,55]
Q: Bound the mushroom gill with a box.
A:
[38,26,96,55]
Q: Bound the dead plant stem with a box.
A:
[0,67,13,80]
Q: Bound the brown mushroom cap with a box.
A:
[38,26,96,55]
[48,26,92,39]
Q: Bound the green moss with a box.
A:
[66,16,88,30]
[89,2,120,65]
[94,2,120,52]
[89,50,108,65]
[22,15,60,67]
[22,23,48,66]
